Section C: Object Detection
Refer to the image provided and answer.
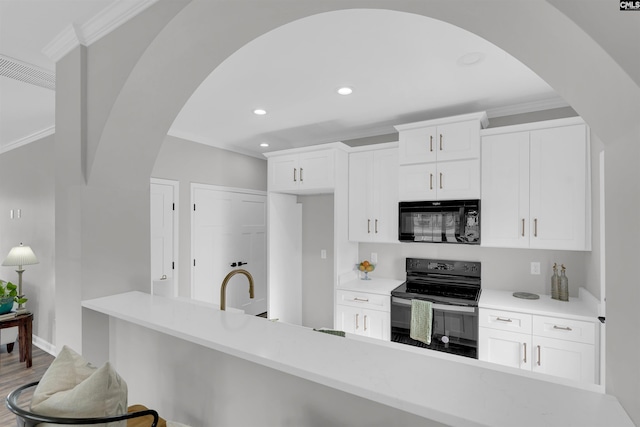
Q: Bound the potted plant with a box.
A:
[0,279,27,315]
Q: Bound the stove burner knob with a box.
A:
[441,335,450,344]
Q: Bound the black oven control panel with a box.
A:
[406,258,480,278]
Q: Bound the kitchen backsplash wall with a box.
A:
[359,242,591,298]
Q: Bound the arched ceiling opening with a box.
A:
[88,0,638,191]
[169,9,564,157]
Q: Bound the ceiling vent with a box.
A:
[0,55,55,91]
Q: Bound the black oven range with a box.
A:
[390,258,481,359]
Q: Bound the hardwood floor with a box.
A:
[0,344,54,426]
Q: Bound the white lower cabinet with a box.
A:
[479,308,597,384]
[532,336,595,383]
[335,289,390,341]
[479,328,532,371]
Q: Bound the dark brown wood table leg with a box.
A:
[18,321,25,363]
[24,317,32,368]
[7,342,14,353]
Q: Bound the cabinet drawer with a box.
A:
[336,290,390,312]
[479,308,532,333]
[533,315,595,344]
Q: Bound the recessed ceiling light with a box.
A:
[253,108,267,115]
[457,52,485,66]
[260,143,269,147]
[337,87,353,95]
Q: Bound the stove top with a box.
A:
[392,257,482,306]
[391,282,481,306]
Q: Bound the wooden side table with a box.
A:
[0,313,33,368]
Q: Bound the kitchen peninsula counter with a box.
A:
[82,291,631,427]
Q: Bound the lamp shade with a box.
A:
[2,243,39,267]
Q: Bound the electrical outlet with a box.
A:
[531,262,541,275]
[320,249,327,259]
[371,253,378,264]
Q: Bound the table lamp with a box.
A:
[2,243,39,314]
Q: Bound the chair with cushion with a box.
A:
[7,382,162,426]
[5,346,186,427]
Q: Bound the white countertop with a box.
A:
[82,291,631,427]
[480,288,600,322]
[336,277,402,295]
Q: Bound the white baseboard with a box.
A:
[32,334,56,356]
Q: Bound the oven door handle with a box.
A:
[392,297,477,313]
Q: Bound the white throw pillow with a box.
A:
[30,345,128,427]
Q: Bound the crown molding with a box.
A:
[43,0,159,62]
[0,126,55,155]
[42,25,82,63]
[486,96,570,119]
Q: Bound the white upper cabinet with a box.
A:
[266,147,337,194]
[398,160,480,201]
[481,117,591,251]
[396,112,487,201]
[349,145,398,243]
[481,131,531,248]
[396,112,488,165]
[529,125,589,250]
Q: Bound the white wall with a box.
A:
[0,136,55,345]
[151,134,267,297]
[299,194,334,328]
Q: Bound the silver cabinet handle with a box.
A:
[300,167,303,182]
[537,345,541,366]
[534,218,538,237]
[367,219,371,234]
[553,325,573,331]
[353,297,369,302]
[375,219,378,234]
[521,219,525,237]
[440,172,443,189]
[364,315,368,331]
[430,173,433,190]
[496,317,513,323]
[293,168,297,182]
[440,134,443,151]
[429,135,433,152]
[523,342,527,364]
[356,313,359,330]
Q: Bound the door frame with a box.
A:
[190,183,267,301]
[150,177,180,296]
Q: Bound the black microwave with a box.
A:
[398,200,480,244]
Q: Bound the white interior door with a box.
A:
[191,185,267,314]
[150,179,178,296]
